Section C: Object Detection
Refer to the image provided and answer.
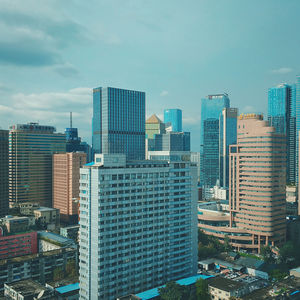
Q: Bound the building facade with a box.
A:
[0,231,37,260]
[219,108,237,188]
[0,130,9,217]
[53,152,86,223]
[200,94,230,191]
[268,83,296,184]
[153,132,190,152]
[0,247,78,293]
[9,123,66,207]
[163,109,182,132]
[79,153,198,300]
[92,87,145,160]
[65,128,92,163]
[229,114,286,251]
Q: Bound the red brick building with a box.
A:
[0,231,37,259]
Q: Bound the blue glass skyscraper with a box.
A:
[296,75,300,184]
[164,109,182,132]
[268,83,296,184]
[219,108,237,188]
[92,87,145,161]
[200,94,230,189]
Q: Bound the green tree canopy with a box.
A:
[159,281,190,300]
[195,278,210,300]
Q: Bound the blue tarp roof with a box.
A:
[85,162,95,166]
[56,282,79,294]
[135,274,214,300]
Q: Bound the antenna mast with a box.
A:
[70,112,72,128]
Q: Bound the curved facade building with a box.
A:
[198,114,286,253]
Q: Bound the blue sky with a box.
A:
[0,0,299,150]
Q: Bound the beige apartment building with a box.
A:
[53,152,86,223]
[198,114,286,253]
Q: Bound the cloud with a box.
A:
[0,87,93,142]
[160,90,169,96]
[51,62,79,77]
[0,1,86,68]
[271,67,293,74]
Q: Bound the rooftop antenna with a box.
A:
[70,112,72,128]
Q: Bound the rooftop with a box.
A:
[146,114,163,124]
[135,274,213,300]
[5,279,48,296]
[34,207,57,212]
[55,282,79,294]
[207,276,245,292]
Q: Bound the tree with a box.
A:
[224,235,232,252]
[53,267,64,281]
[66,259,77,277]
[260,245,275,264]
[195,278,210,300]
[279,241,296,264]
[159,281,189,300]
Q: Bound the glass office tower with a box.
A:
[200,94,230,189]
[268,83,296,184]
[92,87,145,161]
[296,76,300,184]
[164,109,182,132]
[9,123,66,207]
[219,108,237,188]
[0,130,9,217]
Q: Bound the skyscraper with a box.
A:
[268,83,296,184]
[9,123,66,207]
[152,132,190,152]
[92,87,145,160]
[79,153,198,299]
[0,130,9,217]
[164,109,182,132]
[296,75,300,184]
[53,152,86,223]
[219,108,238,188]
[229,114,286,251]
[200,94,230,190]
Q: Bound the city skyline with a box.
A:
[0,1,299,150]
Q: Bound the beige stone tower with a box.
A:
[229,114,286,252]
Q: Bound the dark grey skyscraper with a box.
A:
[0,130,8,217]
[92,87,145,160]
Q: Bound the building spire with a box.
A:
[70,112,72,128]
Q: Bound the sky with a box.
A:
[0,0,299,151]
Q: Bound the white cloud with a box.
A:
[0,87,93,142]
[160,90,169,96]
[271,67,293,74]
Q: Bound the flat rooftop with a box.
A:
[56,282,79,294]
[207,276,245,292]
[5,279,48,296]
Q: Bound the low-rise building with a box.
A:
[207,276,248,300]
[4,279,55,299]
[0,231,37,259]
[60,225,79,242]
[1,216,29,233]
[18,202,40,216]
[0,247,78,293]
[34,207,59,230]
[38,231,76,252]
